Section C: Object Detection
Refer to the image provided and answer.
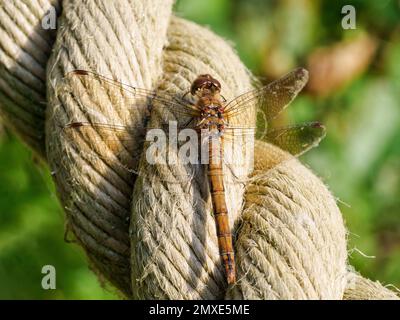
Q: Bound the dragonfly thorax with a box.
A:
[194,94,225,129]
[197,105,226,132]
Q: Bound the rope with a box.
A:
[0,0,60,157]
[0,0,398,300]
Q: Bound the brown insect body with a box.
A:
[192,75,236,284]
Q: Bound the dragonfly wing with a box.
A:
[65,70,201,121]
[251,140,294,172]
[224,68,309,122]
[221,126,256,139]
[263,122,326,157]
[61,70,203,185]
[63,122,145,175]
[63,122,205,185]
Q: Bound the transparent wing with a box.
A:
[263,122,326,156]
[224,68,309,122]
[62,121,208,185]
[63,122,145,174]
[66,70,202,119]
[251,140,294,172]
[61,70,203,183]
[222,126,256,139]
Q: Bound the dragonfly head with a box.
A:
[191,74,221,97]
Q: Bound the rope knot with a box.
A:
[0,0,398,300]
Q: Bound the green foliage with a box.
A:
[0,136,117,299]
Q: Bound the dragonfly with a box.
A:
[62,67,326,285]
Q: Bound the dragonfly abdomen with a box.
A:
[207,137,236,285]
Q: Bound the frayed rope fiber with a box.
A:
[0,0,398,300]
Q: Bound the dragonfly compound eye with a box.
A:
[191,74,221,95]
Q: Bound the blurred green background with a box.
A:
[0,0,399,299]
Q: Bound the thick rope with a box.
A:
[344,272,400,300]
[46,0,175,297]
[226,142,348,299]
[0,0,398,300]
[0,0,60,157]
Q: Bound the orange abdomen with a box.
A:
[207,135,236,284]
